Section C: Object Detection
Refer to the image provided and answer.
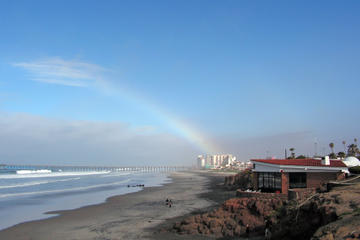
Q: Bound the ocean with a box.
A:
[0,165,171,230]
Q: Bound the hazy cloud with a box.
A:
[13,57,106,87]
[0,113,198,166]
[216,131,318,160]
[0,113,350,166]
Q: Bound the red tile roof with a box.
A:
[251,159,347,168]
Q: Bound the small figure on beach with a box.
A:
[245,224,250,239]
[265,218,272,240]
[165,198,169,205]
[265,228,272,240]
[169,199,172,208]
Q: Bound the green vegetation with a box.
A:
[329,142,335,154]
[289,148,295,159]
[286,138,360,160]
[349,166,360,174]
[337,151,346,158]
[347,143,359,157]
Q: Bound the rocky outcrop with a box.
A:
[312,216,360,240]
[224,169,253,190]
[170,172,360,240]
[272,183,360,240]
[171,197,285,238]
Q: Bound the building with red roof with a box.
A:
[251,156,348,195]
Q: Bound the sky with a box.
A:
[0,0,359,166]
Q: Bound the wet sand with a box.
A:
[0,171,235,240]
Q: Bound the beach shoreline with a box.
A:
[0,170,235,240]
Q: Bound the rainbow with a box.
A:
[100,83,220,154]
[151,106,220,154]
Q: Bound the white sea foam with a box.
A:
[100,172,131,178]
[0,171,110,179]
[16,169,52,174]
[0,178,131,198]
[0,177,81,189]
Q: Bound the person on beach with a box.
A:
[169,199,172,208]
[265,228,272,240]
[265,218,272,240]
[245,224,250,239]
[165,198,169,205]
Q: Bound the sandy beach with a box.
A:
[0,171,235,240]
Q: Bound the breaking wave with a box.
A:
[0,178,131,198]
[0,171,110,179]
[0,177,81,189]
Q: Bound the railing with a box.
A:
[0,164,190,172]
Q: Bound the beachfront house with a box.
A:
[250,157,348,196]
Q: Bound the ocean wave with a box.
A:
[16,169,52,174]
[0,177,81,189]
[0,171,111,179]
[0,178,131,198]
[100,172,132,178]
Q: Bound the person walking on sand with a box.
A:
[265,218,272,240]
[265,227,272,240]
[245,224,250,240]
[169,199,172,208]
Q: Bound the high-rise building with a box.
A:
[197,155,206,168]
[197,154,236,169]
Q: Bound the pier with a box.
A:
[0,164,190,173]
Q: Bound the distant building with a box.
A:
[197,155,206,168]
[196,154,236,169]
[342,156,360,167]
[232,160,252,170]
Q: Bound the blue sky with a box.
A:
[0,1,359,165]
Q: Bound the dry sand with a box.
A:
[0,171,234,240]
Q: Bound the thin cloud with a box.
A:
[0,113,198,166]
[13,57,106,87]
[32,78,87,87]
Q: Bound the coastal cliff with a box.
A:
[171,176,360,239]
[273,182,360,240]
[172,197,285,238]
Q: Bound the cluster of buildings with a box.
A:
[197,154,235,169]
[197,151,360,199]
[197,154,252,170]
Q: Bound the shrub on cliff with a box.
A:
[172,197,285,238]
[349,166,360,174]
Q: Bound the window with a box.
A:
[258,172,282,192]
[289,173,307,188]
